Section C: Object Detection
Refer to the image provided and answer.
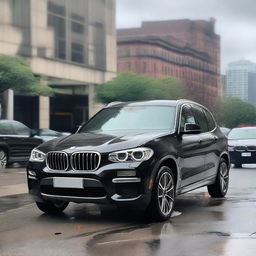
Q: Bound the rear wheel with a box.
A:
[36,200,69,214]
[0,149,8,169]
[208,159,229,198]
[147,166,175,221]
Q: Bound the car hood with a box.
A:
[38,131,169,153]
[228,139,256,146]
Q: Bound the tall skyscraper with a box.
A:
[225,60,256,103]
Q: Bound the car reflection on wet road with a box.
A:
[0,166,256,256]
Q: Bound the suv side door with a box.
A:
[178,104,206,188]
[0,121,17,161]
[191,105,219,180]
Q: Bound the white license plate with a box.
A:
[53,177,83,189]
[241,152,251,157]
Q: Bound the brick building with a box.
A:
[117,19,221,106]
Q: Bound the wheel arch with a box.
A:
[0,143,9,155]
[220,152,230,169]
[152,156,179,188]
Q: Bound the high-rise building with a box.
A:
[117,19,221,107]
[0,0,116,131]
[225,60,256,103]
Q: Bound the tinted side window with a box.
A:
[12,122,30,136]
[204,109,216,131]
[0,122,16,135]
[180,105,196,132]
[192,106,209,133]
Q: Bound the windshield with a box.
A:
[80,106,176,133]
[228,128,256,140]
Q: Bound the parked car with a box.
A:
[220,127,231,136]
[27,100,230,221]
[34,129,71,142]
[0,120,43,169]
[228,127,256,168]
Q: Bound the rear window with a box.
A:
[0,122,15,135]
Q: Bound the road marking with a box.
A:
[0,183,27,197]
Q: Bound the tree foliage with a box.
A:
[0,55,53,96]
[96,72,187,104]
[215,97,256,128]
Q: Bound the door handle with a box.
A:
[198,139,202,143]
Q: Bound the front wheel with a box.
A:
[147,166,175,221]
[36,200,69,214]
[208,159,229,198]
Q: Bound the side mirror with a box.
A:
[181,123,201,134]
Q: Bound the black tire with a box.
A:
[234,163,242,168]
[208,159,229,198]
[0,149,8,169]
[36,200,69,214]
[147,166,175,221]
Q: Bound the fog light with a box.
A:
[28,170,36,176]
[117,170,136,177]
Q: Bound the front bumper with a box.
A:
[27,160,155,209]
[229,151,256,164]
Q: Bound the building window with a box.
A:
[153,63,157,73]
[71,42,84,63]
[71,21,84,34]
[48,1,65,15]
[127,62,131,71]
[143,62,147,73]
[58,40,66,59]
[48,14,66,38]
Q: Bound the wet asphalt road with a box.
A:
[0,166,256,256]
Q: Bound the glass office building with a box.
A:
[225,60,256,103]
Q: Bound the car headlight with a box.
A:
[228,145,234,151]
[29,148,46,162]
[108,147,154,162]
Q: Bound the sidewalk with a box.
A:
[0,183,27,197]
[0,168,27,197]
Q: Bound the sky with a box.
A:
[116,0,256,74]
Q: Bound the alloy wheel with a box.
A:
[157,172,175,216]
[0,150,7,169]
[219,162,229,193]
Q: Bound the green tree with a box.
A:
[216,97,256,128]
[0,55,53,96]
[96,72,187,104]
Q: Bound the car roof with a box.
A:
[105,99,202,108]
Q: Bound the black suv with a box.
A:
[0,120,42,168]
[27,100,230,221]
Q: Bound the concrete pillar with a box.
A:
[88,84,105,118]
[39,96,49,129]
[2,89,14,120]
